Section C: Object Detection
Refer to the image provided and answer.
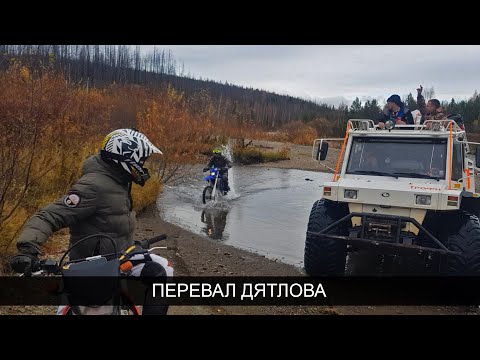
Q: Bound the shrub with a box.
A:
[234,147,290,165]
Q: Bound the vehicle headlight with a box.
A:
[385,120,395,130]
[416,195,431,205]
[344,189,358,199]
[211,172,216,176]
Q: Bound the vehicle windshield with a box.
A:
[346,137,447,180]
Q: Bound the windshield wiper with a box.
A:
[392,172,440,181]
[350,170,398,178]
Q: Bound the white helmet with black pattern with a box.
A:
[101,128,163,186]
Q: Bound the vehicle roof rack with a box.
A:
[347,119,465,133]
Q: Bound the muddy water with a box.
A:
[157,166,330,267]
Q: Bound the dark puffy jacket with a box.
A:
[417,93,448,122]
[16,154,136,260]
[207,154,232,169]
[377,105,414,125]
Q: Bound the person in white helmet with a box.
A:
[10,129,169,314]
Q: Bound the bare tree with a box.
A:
[423,86,435,100]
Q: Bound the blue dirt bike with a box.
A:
[202,167,229,204]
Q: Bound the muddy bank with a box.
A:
[136,205,338,315]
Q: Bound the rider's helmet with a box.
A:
[212,148,222,155]
[100,128,163,186]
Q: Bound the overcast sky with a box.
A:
[140,45,480,107]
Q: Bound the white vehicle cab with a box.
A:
[306,119,480,276]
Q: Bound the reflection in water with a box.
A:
[201,208,228,239]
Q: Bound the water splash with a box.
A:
[220,142,234,163]
[220,141,240,200]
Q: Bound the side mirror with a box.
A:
[476,147,480,168]
[316,141,329,161]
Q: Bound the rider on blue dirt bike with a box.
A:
[204,149,232,193]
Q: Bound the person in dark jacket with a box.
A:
[204,148,232,193]
[416,85,447,122]
[9,129,169,315]
[377,94,414,129]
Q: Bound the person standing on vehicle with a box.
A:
[204,148,232,193]
[9,128,169,315]
[377,94,414,129]
[416,85,448,122]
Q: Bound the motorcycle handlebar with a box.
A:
[20,234,168,275]
[136,234,167,249]
[204,167,230,172]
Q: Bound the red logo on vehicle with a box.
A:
[410,185,441,191]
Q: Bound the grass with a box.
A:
[131,175,163,213]
[233,147,290,165]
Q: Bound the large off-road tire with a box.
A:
[304,199,349,276]
[445,211,480,275]
[460,196,480,219]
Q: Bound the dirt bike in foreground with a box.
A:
[15,233,173,315]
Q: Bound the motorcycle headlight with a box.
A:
[344,189,358,199]
[416,195,431,205]
[211,172,216,176]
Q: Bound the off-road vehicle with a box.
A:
[305,119,480,275]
